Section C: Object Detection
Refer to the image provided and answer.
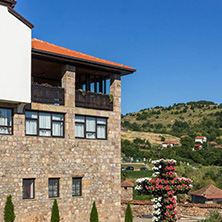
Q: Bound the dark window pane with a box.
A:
[23,179,34,199]
[72,178,81,196]
[49,179,59,198]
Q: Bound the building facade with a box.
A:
[0,2,135,221]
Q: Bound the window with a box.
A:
[0,108,12,135]
[23,179,35,199]
[75,115,107,139]
[72,178,82,196]
[25,111,64,137]
[49,178,59,198]
[76,74,110,94]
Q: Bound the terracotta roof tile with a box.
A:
[32,39,135,71]
[210,141,217,145]
[121,180,134,187]
[181,135,189,138]
[195,136,205,139]
[190,184,222,199]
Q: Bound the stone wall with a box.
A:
[0,66,122,222]
[121,200,222,218]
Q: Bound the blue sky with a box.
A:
[17,0,222,114]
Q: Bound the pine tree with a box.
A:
[51,199,60,222]
[90,201,98,222]
[125,201,133,222]
[4,195,15,222]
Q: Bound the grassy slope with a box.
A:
[121,130,180,145]
[122,103,221,133]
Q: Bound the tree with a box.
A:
[4,195,15,222]
[90,201,98,222]
[125,202,133,222]
[51,199,60,222]
[180,136,194,149]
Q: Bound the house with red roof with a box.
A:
[121,180,134,201]
[162,140,181,148]
[194,144,202,149]
[195,136,207,144]
[190,184,222,204]
[0,1,135,221]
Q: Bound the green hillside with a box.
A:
[122,100,222,142]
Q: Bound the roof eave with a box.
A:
[0,0,16,8]
[32,48,136,75]
[8,7,34,29]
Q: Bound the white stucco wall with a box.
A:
[195,137,207,143]
[0,4,31,104]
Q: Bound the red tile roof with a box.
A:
[210,141,217,145]
[121,180,134,187]
[181,135,189,138]
[214,145,222,149]
[32,39,135,71]
[195,136,205,139]
[190,184,222,199]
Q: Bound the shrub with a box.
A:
[198,211,222,221]
[4,195,15,222]
[51,199,60,222]
[125,202,133,222]
[90,201,98,222]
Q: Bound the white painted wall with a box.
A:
[0,4,31,103]
[195,137,207,143]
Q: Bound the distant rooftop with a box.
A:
[190,184,222,199]
[121,180,134,188]
[195,136,206,139]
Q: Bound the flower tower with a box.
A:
[135,159,192,222]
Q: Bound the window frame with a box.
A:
[22,178,35,199]
[72,177,82,197]
[75,115,107,140]
[76,74,110,94]
[48,178,60,198]
[25,110,65,138]
[0,107,13,135]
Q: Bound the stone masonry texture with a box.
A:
[0,66,122,222]
[121,201,222,219]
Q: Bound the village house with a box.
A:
[190,184,222,204]
[194,144,202,149]
[0,1,136,221]
[121,180,134,201]
[162,140,181,148]
[195,136,207,144]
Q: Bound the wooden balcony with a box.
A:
[75,90,113,111]
[31,84,65,105]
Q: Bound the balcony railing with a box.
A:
[75,90,113,111]
[31,84,65,106]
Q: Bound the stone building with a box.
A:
[121,180,134,201]
[0,1,136,221]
